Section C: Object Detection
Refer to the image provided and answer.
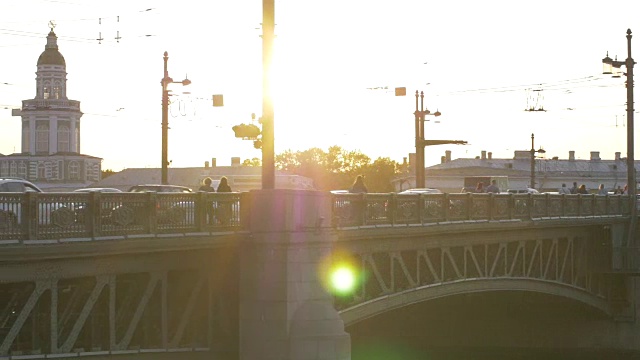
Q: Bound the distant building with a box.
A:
[0,26,101,191]
[395,150,634,193]
[90,157,315,192]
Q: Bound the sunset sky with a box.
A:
[1,0,640,171]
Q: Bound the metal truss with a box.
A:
[0,268,234,357]
[337,235,620,325]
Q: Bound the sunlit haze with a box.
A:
[1,1,640,171]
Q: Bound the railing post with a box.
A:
[545,193,550,218]
[417,194,424,224]
[195,192,207,231]
[443,193,450,222]
[389,193,397,225]
[88,191,99,238]
[239,192,252,230]
[22,192,37,241]
[147,192,157,234]
[577,195,583,217]
[488,193,494,220]
[465,193,472,221]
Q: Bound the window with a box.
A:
[53,85,61,99]
[43,86,50,99]
[69,161,79,180]
[18,163,27,178]
[37,163,46,179]
[75,127,80,153]
[57,125,70,152]
[9,162,17,177]
[22,124,30,153]
[0,162,7,176]
[36,124,49,153]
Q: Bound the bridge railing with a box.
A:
[0,191,248,241]
[331,193,631,227]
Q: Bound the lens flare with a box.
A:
[331,266,356,294]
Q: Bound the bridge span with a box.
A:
[0,190,639,359]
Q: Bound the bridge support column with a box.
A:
[239,190,350,360]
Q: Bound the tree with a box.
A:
[275,146,400,192]
[101,169,116,179]
[242,158,262,166]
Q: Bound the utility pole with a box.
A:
[261,0,275,189]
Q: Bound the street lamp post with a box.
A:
[530,133,546,190]
[414,91,441,188]
[603,29,636,246]
[413,90,467,188]
[161,51,191,185]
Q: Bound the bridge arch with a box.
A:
[339,277,611,327]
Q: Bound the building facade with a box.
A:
[395,149,637,194]
[1,26,102,190]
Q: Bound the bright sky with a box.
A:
[1,0,640,171]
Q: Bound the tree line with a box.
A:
[242,146,409,192]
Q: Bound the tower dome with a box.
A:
[37,30,65,66]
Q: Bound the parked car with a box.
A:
[128,184,192,193]
[74,187,122,193]
[109,184,194,225]
[72,188,123,224]
[505,188,540,194]
[0,177,69,227]
[399,188,442,195]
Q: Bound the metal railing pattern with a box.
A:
[0,192,633,241]
[0,192,245,241]
[331,193,631,227]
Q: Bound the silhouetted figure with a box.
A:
[199,177,215,192]
[199,177,215,224]
[559,183,571,194]
[216,176,232,225]
[577,184,588,194]
[486,180,500,193]
[349,175,368,194]
[570,182,578,194]
[349,175,368,225]
[597,184,608,195]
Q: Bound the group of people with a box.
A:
[199,176,232,225]
[469,180,501,193]
[559,182,628,195]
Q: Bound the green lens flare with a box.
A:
[331,266,355,294]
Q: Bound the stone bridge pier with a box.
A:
[239,190,350,360]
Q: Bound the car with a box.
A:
[0,177,68,227]
[128,184,192,193]
[399,188,442,194]
[74,187,123,193]
[72,188,123,224]
[109,184,194,225]
[505,188,540,194]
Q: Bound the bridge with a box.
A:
[0,190,639,359]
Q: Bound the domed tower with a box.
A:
[17,26,82,155]
[5,25,101,189]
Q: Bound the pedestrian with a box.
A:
[616,185,623,194]
[486,179,500,193]
[623,184,629,195]
[570,182,578,194]
[199,177,215,192]
[349,175,368,225]
[349,175,368,194]
[216,176,232,193]
[216,176,232,225]
[577,184,588,194]
[475,182,485,193]
[559,183,571,194]
[199,177,215,224]
[597,184,608,195]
